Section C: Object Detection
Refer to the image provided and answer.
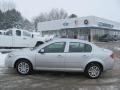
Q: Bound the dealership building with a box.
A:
[37,16,120,42]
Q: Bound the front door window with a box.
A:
[43,42,66,53]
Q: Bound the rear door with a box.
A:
[23,31,33,47]
[65,42,92,71]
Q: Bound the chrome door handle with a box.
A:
[58,55,62,56]
[57,55,62,57]
[83,55,90,58]
[83,55,87,57]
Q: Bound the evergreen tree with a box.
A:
[0,10,4,29]
[69,14,78,18]
[3,9,22,29]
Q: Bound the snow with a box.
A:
[114,47,120,51]
[0,53,8,67]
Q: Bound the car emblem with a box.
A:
[84,19,89,25]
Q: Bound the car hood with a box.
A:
[10,48,32,55]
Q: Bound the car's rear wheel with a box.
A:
[85,63,102,79]
[16,60,33,75]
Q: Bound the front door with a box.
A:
[23,31,33,47]
[35,42,66,70]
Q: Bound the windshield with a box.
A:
[31,42,45,51]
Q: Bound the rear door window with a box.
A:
[16,30,21,36]
[69,42,92,52]
[23,31,31,38]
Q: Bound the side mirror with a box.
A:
[39,49,45,54]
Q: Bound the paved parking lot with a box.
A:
[0,42,120,90]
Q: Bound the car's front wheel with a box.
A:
[16,60,33,75]
[85,63,102,79]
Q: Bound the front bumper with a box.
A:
[5,54,14,68]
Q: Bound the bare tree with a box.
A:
[33,13,48,31]
[59,9,68,19]
[33,8,68,31]
[48,8,68,21]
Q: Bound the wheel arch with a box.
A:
[14,58,33,69]
[84,61,104,72]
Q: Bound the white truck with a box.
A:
[0,30,6,35]
[0,28,45,52]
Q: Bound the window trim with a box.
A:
[68,42,92,53]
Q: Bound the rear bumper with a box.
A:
[103,58,114,71]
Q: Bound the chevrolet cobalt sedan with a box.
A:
[5,39,114,79]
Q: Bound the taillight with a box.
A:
[110,53,115,59]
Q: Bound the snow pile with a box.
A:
[114,47,120,51]
[0,53,8,67]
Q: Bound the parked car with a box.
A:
[44,35,55,41]
[0,28,44,52]
[5,39,114,79]
[113,35,119,41]
[99,34,115,42]
[0,30,5,35]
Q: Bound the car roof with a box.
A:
[51,38,92,44]
[34,38,97,51]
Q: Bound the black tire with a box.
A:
[15,60,33,75]
[84,63,102,79]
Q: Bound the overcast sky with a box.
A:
[2,0,120,22]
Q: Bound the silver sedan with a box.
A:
[5,39,114,79]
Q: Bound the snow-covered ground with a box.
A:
[0,53,8,67]
[114,47,120,51]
